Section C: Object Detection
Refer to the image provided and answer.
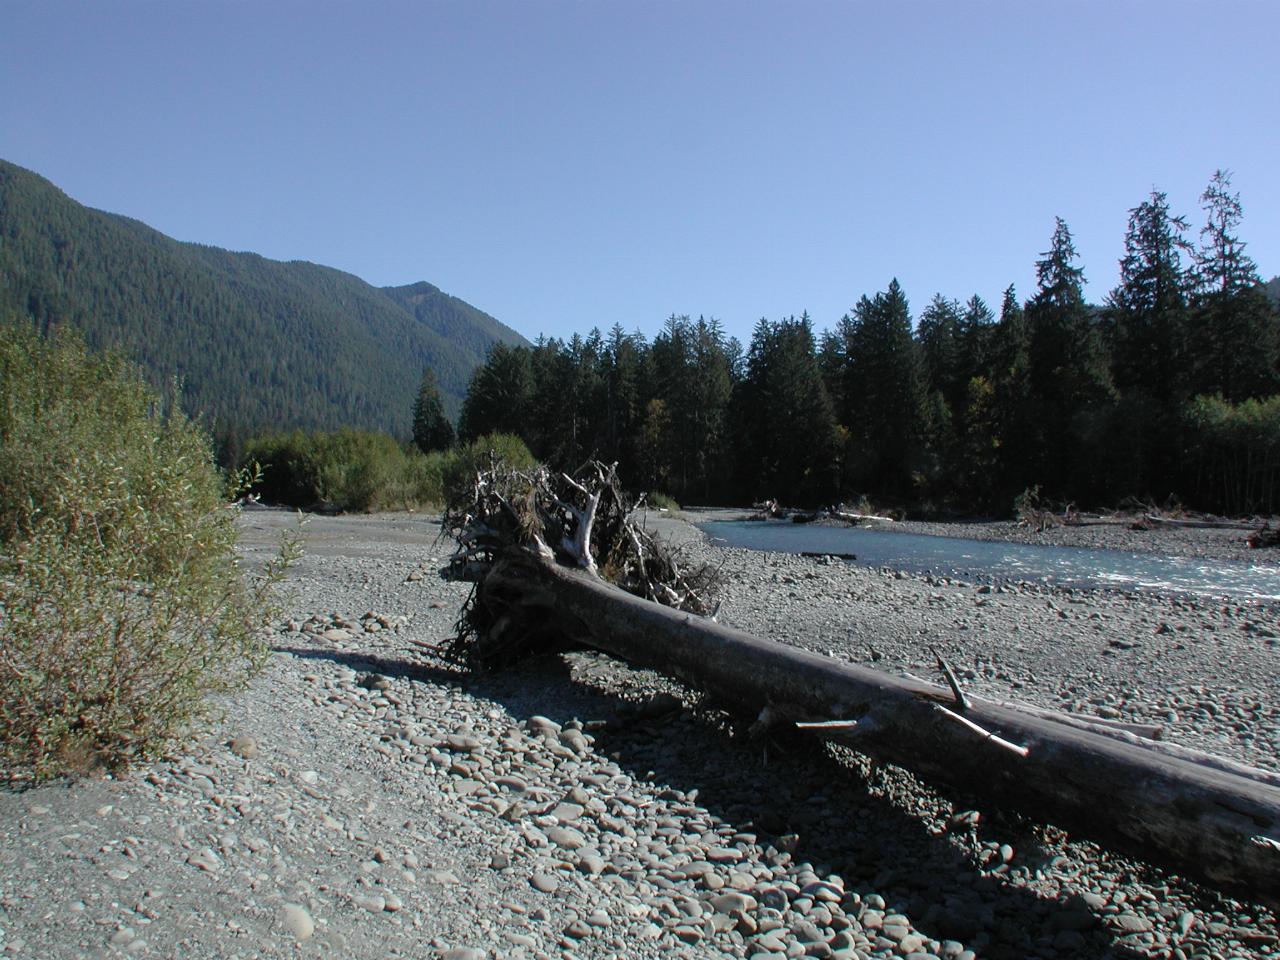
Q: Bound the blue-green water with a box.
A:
[699,520,1280,601]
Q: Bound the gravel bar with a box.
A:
[1,506,1275,960]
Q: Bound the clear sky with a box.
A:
[2,1,1277,345]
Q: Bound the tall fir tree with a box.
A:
[1025,218,1115,498]
[601,324,647,478]
[411,368,455,453]
[986,285,1036,501]
[646,316,735,501]
[917,294,964,411]
[457,342,535,443]
[1107,190,1192,403]
[1189,170,1279,400]
[732,315,839,502]
[956,294,996,388]
[839,279,928,496]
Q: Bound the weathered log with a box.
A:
[1143,514,1264,531]
[830,510,896,524]
[473,549,1280,903]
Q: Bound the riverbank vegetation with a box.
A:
[243,428,535,513]
[456,172,1280,516]
[0,319,286,779]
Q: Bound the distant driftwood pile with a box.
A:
[441,462,1280,903]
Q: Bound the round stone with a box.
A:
[531,873,559,894]
[281,904,314,940]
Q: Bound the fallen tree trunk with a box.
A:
[469,548,1280,903]
[1142,514,1263,531]
[830,510,896,524]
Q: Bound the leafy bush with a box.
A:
[0,322,283,779]
[441,433,538,506]
[245,429,445,512]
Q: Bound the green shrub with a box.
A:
[0,322,284,779]
[441,433,538,506]
[244,429,445,512]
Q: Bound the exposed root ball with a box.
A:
[441,458,720,668]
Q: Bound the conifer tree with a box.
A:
[1189,170,1279,400]
[602,324,646,473]
[1025,219,1115,497]
[411,368,454,453]
[986,285,1036,500]
[733,315,838,502]
[840,280,927,495]
[457,342,535,443]
[956,294,996,388]
[1107,190,1192,403]
[917,294,963,408]
[646,316,735,501]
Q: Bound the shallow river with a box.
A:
[699,520,1280,601]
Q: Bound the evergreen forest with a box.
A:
[458,173,1280,516]
[0,158,527,460]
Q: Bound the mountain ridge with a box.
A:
[0,158,528,441]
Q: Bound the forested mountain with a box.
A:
[0,158,527,447]
[459,174,1280,516]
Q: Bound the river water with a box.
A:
[699,520,1280,602]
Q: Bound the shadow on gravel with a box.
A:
[277,643,1189,960]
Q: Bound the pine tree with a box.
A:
[917,294,963,409]
[601,324,646,474]
[981,285,1034,501]
[1107,190,1192,403]
[733,315,839,502]
[840,279,928,496]
[411,368,454,453]
[457,342,535,443]
[1025,219,1115,497]
[646,316,735,501]
[1189,170,1279,400]
[956,294,996,388]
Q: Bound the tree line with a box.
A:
[446,172,1280,516]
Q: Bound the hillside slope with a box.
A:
[0,159,527,439]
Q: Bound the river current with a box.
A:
[699,520,1280,602]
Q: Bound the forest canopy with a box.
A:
[457,172,1280,516]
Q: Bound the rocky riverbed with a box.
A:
[1,508,1276,960]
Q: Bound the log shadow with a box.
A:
[276,643,1250,960]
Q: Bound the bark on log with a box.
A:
[476,550,1280,903]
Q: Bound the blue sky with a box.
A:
[2,1,1277,344]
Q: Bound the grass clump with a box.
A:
[0,321,285,780]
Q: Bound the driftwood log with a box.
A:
[445,462,1280,903]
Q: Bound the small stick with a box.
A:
[795,719,861,731]
[933,703,1030,758]
[933,647,970,711]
